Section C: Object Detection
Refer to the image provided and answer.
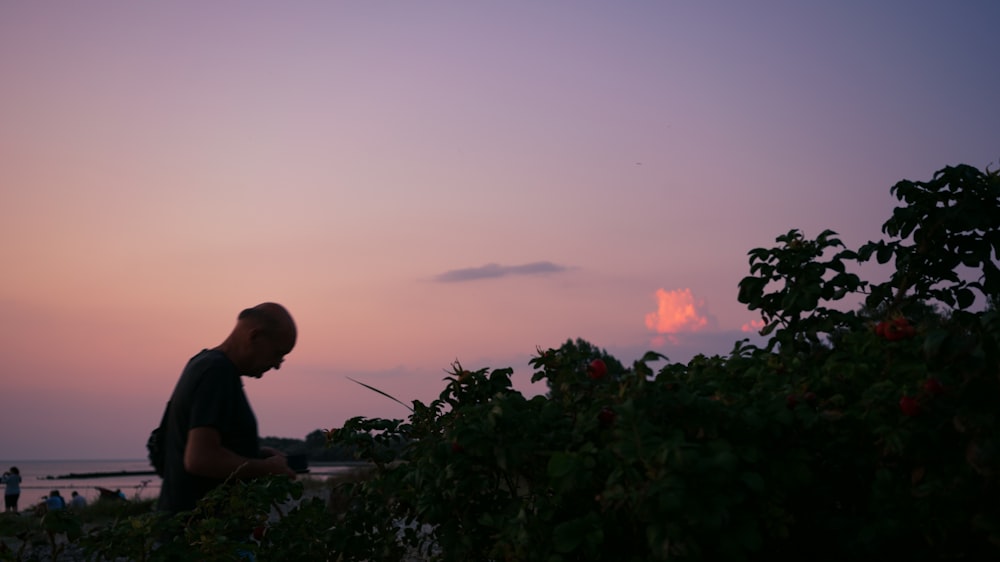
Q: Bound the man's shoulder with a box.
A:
[187,348,228,367]
[182,349,236,378]
[172,350,239,400]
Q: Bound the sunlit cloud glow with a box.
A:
[644,288,713,345]
[434,261,568,282]
[742,318,766,333]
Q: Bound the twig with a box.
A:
[346,377,414,412]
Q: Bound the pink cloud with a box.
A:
[644,288,712,341]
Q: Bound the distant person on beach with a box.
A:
[2,467,20,513]
[45,490,66,511]
[70,490,86,509]
[97,486,126,501]
[157,302,297,513]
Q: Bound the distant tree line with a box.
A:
[260,429,407,462]
[260,430,356,462]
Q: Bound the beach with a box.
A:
[2,459,160,506]
[1,459,358,507]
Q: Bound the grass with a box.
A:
[0,476,345,560]
[0,498,157,540]
[0,499,157,562]
[76,498,157,522]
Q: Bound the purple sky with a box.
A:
[1,1,998,459]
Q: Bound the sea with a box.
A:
[1,459,357,507]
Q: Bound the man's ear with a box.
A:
[248,327,267,344]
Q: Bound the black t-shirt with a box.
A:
[157,349,260,513]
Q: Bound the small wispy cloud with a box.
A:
[434,261,568,283]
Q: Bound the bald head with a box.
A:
[219,302,297,377]
[238,303,296,338]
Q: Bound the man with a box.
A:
[46,490,66,511]
[70,490,87,509]
[157,302,297,513]
[2,467,20,513]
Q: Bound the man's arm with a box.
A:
[259,446,285,458]
[184,427,296,480]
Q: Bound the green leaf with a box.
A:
[956,287,976,309]
[876,244,893,264]
[552,516,594,552]
[640,351,668,363]
[740,471,765,493]
[738,276,768,305]
[836,249,859,261]
[547,452,577,479]
[922,328,950,358]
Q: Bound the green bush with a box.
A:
[0,500,154,562]
[79,163,1000,561]
[326,164,1000,561]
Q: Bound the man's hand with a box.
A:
[259,446,285,458]
[185,427,295,479]
[261,454,296,479]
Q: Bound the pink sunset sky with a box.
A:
[2,2,998,460]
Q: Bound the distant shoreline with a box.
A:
[38,470,158,480]
[37,461,371,481]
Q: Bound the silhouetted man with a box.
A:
[157,302,297,513]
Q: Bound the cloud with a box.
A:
[434,261,568,282]
[741,318,766,333]
[644,288,715,344]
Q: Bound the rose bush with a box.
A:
[80,164,999,561]
[325,164,999,561]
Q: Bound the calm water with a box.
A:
[1,459,159,506]
[1,459,355,507]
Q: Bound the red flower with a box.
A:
[588,359,608,380]
[597,406,616,427]
[881,317,916,341]
[786,394,798,410]
[923,377,946,396]
[899,395,921,417]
